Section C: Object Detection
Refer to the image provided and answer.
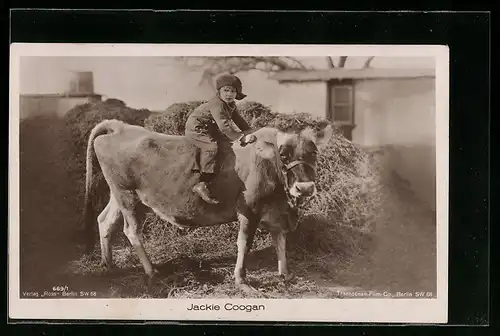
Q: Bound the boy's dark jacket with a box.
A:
[185,96,251,146]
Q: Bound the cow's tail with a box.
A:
[81,119,124,252]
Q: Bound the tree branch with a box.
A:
[281,56,308,69]
[177,56,314,85]
[191,56,308,75]
[338,56,348,68]
[326,56,335,68]
[363,56,375,68]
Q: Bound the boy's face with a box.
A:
[219,85,237,103]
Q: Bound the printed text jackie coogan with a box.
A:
[187,303,265,313]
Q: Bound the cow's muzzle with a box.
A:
[289,181,317,198]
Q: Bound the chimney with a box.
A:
[66,71,95,95]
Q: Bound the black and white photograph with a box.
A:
[9,44,449,323]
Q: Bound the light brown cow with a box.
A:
[82,119,333,291]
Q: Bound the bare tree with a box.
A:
[326,56,335,68]
[326,56,349,68]
[177,56,311,89]
[363,56,375,68]
[178,56,308,76]
[176,56,375,87]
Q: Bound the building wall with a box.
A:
[352,78,436,210]
[275,81,328,118]
[19,95,100,120]
[267,77,437,211]
[20,96,60,120]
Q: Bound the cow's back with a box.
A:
[94,124,243,226]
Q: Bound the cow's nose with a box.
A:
[294,182,316,197]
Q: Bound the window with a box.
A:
[328,81,354,124]
[327,80,355,140]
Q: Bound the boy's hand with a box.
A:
[239,133,257,146]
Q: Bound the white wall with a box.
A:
[275,81,327,118]
[353,78,436,210]
[19,96,98,120]
[20,96,58,119]
[353,78,435,147]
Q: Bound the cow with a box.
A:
[82,119,333,291]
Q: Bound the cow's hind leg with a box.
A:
[97,195,123,270]
[118,192,157,287]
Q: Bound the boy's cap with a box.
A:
[215,74,247,100]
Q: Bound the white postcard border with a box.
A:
[9,43,449,323]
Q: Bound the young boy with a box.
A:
[185,73,257,204]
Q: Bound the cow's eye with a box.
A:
[279,146,288,157]
[304,152,314,160]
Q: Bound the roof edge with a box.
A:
[20,93,103,98]
[269,68,436,82]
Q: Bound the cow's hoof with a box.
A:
[237,283,258,295]
[98,262,116,274]
[147,278,155,291]
[145,272,158,291]
[279,273,294,282]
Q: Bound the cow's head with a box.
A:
[252,125,333,199]
[276,125,333,199]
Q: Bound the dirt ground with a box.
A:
[17,117,437,299]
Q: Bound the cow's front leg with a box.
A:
[234,210,258,288]
[271,230,293,281]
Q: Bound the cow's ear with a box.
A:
[276,131,294,150]
[254,140,276,160]
[299,127,317,143]
[301,124,333,149]
[314,124,334,149]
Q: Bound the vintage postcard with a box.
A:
[9,43,449,323]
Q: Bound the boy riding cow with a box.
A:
[185,73,257,204]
